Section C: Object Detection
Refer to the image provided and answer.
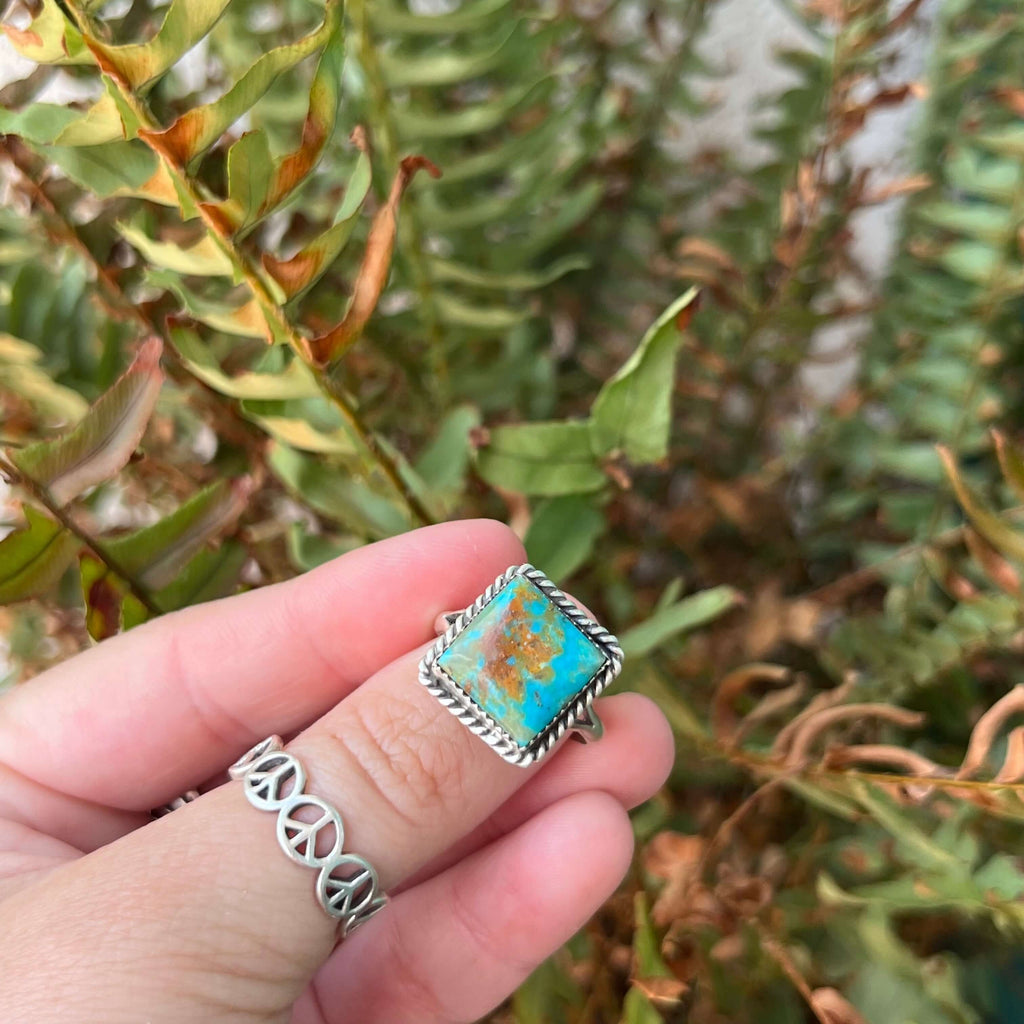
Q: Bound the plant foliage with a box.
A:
[4,0,1024,1020]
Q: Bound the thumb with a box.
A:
[0,641,557,1022]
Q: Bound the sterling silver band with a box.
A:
[229,736,387,938]
[151,789,200,817]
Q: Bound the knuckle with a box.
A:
[322,690,473,829]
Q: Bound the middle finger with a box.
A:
[1,597,630,1017]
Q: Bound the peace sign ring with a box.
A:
[228,736,387,938]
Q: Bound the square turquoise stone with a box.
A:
[437,574,608,747]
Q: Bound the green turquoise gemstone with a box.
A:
[437,574,608,747]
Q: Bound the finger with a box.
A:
[0,820,79,902]
[0,760,143,853]
[0,619,643,1019]
[400,692,673,891]
[0,519,525,817]
[305,791,635,1024]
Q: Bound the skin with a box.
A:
[0,520,674,1023]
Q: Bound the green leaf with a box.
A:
[140,0,342,165]
[223,131,273,228]
[419,146,581,232]
[84,540,248,638]
[167,321,320,400]
[433,105,573,186]
[590,288,699,464]
[148,270,269,339]
[917,201,1014,244]
[429,254,587,291]
[372,0,514,35]
[245,412,358,455]
[512,957,582,1024]
[151,540,247,611]
[90,0,234,90]
[414,405,481,497]
[118,222,233,277]
[945,146,1021,204]
[286,522,362,571]
[1,81,137,149]
[53,88,129,146]
[975,127,1024,159]
[475,421,606,496]
[620,584,742,657]
[939,446,1024,563]
[0,104,83,144]
[525,495,604,583]
[509,180,603,261]
[0,333,88,422]
[874,442,945,485]
[379,22,523,88]
[394,79,554,141]
[11,338,163,506]
[994,431,1024,504]
[38,141,160,199]
[849,781,962,872]
[2,0,89,65]
[0,507,79,604]
[936,242,1003,285]
[268,443,411,539]
[217,16,344,232]
[434,292,529,331]
[105,478,254,589]
[623,892,674,1024]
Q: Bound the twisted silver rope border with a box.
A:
[419,564,624,766]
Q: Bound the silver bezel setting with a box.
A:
[418,563,624,767]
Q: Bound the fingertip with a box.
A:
[562,790,636,883]
[517,790,635,904]
[454,517,527,567]
[577,693,675,809]
[619,693,676,795]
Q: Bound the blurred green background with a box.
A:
[3,0,1024,1019]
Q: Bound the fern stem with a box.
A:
[0,453,163,616]
[60,0,435,528]
[350,0,450,401]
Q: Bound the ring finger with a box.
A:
[0,578,654,1021]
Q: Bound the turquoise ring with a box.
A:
[418,564,624,766]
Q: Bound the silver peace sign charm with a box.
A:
[316,855,388,937]
[276,795,344,868]
[229,737,387,937]
[243,752,307,810]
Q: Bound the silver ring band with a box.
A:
[229,736,387,938]
[151,789,200,817]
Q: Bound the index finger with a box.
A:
[0,519,525,811]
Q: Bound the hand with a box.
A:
[0,520,673,1023]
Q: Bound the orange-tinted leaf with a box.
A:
[939,444,1024,563]
[139,0,341,165]
[262,133,373,299]
[261,27,344,216]
[309,156,442,364]
[809,988,869,1024]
